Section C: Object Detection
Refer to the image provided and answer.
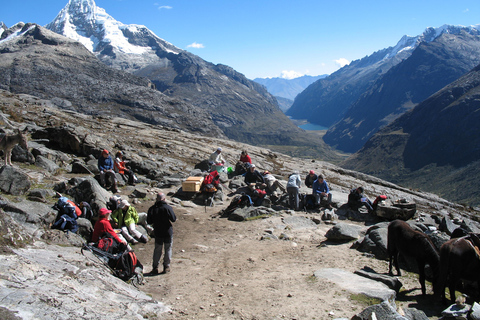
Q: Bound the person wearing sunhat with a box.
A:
[305,170,318,188]
[97,149,118,193]
[147,192,177,275]
[111,199,147,245]
[91,207,127,245]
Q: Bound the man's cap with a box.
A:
[102,149,109,155]
[309,170,315,175]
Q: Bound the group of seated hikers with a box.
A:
[98,149,138,193]
[202,148,384,213]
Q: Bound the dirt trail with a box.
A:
[130,191,444,320]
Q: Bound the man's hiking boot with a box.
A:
[150,268,159,275]
[139,235,148,243]
[161,266,171,274]
[130,238,139,245]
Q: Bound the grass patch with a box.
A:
[349,293,382,306]
[245,214,271,221]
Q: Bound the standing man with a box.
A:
[286,171,302,211]
[147,192,177,275]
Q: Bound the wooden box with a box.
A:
[182,176,204,192]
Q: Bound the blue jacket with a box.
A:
[98,155,114,172]
[312,179,329,195]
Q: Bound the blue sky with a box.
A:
[2,0,480,80]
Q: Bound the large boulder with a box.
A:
[0,166,31,195]
[325,223,366,242]
[356,223,389,260]
[375,203,416,221]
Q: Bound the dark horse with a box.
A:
[437,235,480,304]
[388,219,440,295]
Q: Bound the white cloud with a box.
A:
[334,58,350,68]
[187,42,205,49]
[157,5,172,10]
[280,70,304,79]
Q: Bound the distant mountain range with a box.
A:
[341,62,480,206]
[287,24,480,153]
[253,75,327,113]
[254,74,326,98]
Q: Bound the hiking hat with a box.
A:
[119,199,130,208]
[98,208,112,217]
[102,149,109,155]
[251,164,256,168]
[309,170,315,175]
[217,147,222,152]
[263,171,270,175]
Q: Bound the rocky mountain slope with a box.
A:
[324,31,480,153]
[286,25,480,151]
[1,88,479,319]
[341,63,480,206]
[44,0,314,150]
[0,22,223,137]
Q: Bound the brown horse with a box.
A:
[437,235,480,304]
[388,219,440,296]
[0,128,28,166]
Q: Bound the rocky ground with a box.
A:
[0,90,478,320]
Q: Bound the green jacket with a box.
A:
[112,206,138,227]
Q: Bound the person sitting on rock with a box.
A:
[111,199,147,244]
[91,208,128,247]
[114,151,137,186]
[107,195,122,212]
[312,175,333,209]
[235,150,251,175]
[348,187,374,213]
[305,170,318,188]
[202,170,220,206]
[244,164,264,190]
[209,147,225,165]
[98,149,118,193]
[252,188,267,206]
[262,170,285,194]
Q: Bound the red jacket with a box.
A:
[92,218,123,243]
[240,154,252,164]
[114,159,127,174]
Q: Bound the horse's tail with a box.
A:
[435,240,453,299]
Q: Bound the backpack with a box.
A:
[79,201,93,220]
[51,214,78,233]
[95,233,127,255]
[110,251,143,281]
[224,193,253,215]
[55,197,81,219]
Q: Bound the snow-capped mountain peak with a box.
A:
[46,0,181,56]
[384,24,480,60]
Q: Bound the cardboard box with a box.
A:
[182,176,204,192]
